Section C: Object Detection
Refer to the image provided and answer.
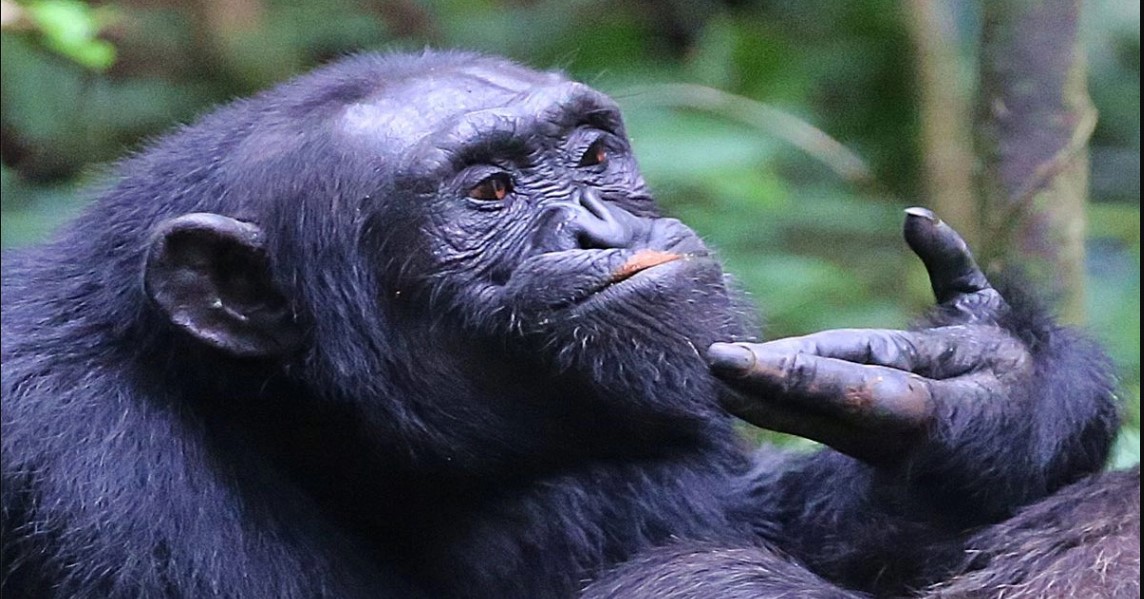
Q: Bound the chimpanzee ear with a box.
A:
[144,213,302,358]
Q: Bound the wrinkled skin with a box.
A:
[1,51,1126,599]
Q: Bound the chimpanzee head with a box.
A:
[103,51,752,468]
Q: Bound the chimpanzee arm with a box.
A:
[713,209,1120,592]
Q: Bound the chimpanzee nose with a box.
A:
[571,188,635,249]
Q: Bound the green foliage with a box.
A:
[1112,390,1141,471]
[1087,202,1142,468]
[24,0,115,70]
[0,164,86,246]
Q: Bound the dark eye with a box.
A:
[468,173,512,201]
[578,138,608,167]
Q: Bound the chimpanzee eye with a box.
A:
[578,138,608,167]
[469,173,513,201]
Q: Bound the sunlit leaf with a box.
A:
[27,0,116,70]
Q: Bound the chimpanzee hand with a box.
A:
[707,208,1032,464]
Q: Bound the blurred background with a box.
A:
[1,0,1138,467]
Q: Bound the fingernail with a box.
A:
[904,206,939,223]
[708,343,756,374]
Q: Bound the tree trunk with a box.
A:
[975,0,1096,324]
[904,0,978,248]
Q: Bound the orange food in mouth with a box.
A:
[609,250,682,283]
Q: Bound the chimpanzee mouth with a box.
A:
[572,249,708,309]
[607,250,684,285]
[506,245,713,314]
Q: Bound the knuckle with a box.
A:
[782,353,817,391]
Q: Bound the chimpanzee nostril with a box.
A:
[573,188,634,249]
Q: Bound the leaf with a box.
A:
[1110,427,1140,470]
[27,0,115,70]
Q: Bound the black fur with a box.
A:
[1,50,1128,599]
[582,469,1140,599]
[931,466,1139,598]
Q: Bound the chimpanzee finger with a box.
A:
[709,344,936,431]
[709,344,938,462]
[741,329,923,373]
[730,326,1024,380]
[903,207,992,305]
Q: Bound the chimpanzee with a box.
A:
[582,466,1141,598]
[1,50,1132,599]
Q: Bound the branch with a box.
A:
[620,83,873,186]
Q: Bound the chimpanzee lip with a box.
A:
[576,250,705,306]
[510,245,710,312]
[607,250,684,284]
